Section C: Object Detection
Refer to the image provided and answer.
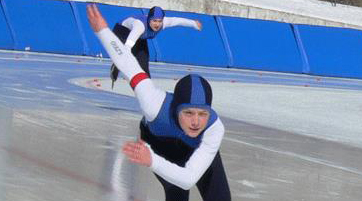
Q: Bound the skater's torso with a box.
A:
[141,93,218,166]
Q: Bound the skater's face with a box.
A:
[149,19,163,31]
[178,107,210,138]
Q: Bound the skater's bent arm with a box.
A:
[121,17,146,48]
[150,118,224,190]
[88,4,164,121]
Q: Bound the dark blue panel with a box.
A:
[149,10,228,67]
[74,2,143,58]
[220,16,304,73]
[147,39,157,62]
[3,0,83,54]
[290,24,311,74]
[296,24,362,79]
[0,3,13,49]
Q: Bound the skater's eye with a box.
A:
[183,110,193,116]
[198,111,209,117]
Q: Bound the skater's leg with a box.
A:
[155,174,190,201]
[110,24,130,88]
[196,152,231,201]
[132,39,150,77]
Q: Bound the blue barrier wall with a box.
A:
[218,16,304,73]
[73,2,146,58]
[0,0,362,80]
[295,24,362,79]
[0,2,14,50]
[2,0,84,55]
[146,10,229,67]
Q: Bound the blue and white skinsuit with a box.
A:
[96,26,231,201]
[111,6,200,77]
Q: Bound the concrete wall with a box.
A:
[78,0,362,30]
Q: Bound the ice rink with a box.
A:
[1,50,362,201]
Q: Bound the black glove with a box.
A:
[110,63,119,89]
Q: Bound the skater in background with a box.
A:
[110,5,202,88]
[87,4,230,201]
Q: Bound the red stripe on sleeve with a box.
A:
[130,72,149,90]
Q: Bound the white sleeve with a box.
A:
[121,17,145,48]
[95,28,165,120]
[149,118,224,190]
[96,28,141,80]
[163,17,199,30]
[134,79,165,121]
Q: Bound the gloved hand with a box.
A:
[110,64,119,89]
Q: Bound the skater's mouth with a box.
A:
[189,127,200,132]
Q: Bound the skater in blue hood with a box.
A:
[141,74,217,155]
[87,4,230,201]
[109,6,202,88]
[136,74,230,201]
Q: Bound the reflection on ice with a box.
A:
[1,108,152,201]
[0,106,12,201]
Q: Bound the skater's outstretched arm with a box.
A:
[87,4,165,121]
[87,4,142,81]
[163,17,202,31]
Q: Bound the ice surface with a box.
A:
[72,74,362,147]
[1,51,362,200]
